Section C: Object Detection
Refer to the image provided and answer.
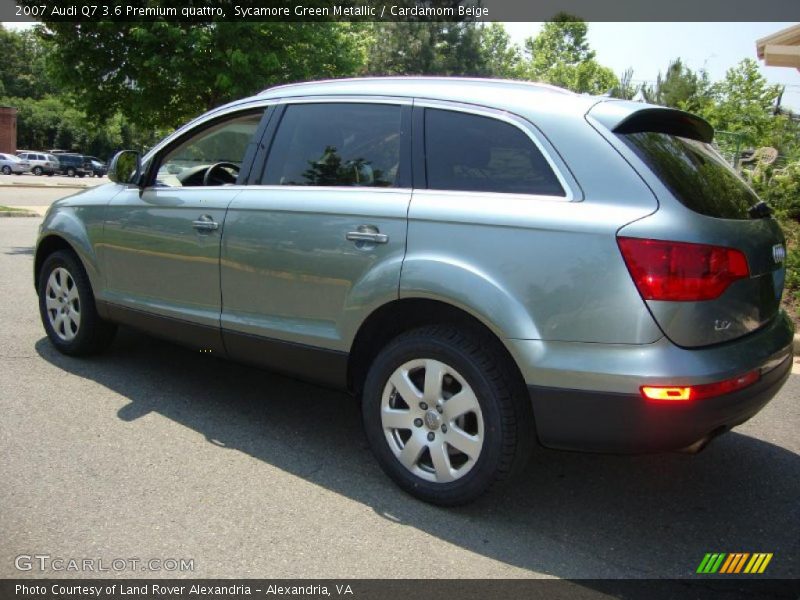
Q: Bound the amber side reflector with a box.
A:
[641,370,760,402]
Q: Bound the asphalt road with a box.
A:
[1,215,798,582]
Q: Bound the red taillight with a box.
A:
[641,370,760,402]
[617,237,749,301]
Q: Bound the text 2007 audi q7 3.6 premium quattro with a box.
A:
[35,78,794,505]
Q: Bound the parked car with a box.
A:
[34,78,794,505]
[83,156,107,177]
[16,151,58,176]
[0,153,29,175]
[55,153,89,177]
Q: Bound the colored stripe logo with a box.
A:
[696,553,773,574]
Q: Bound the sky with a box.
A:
[4,20,799,110]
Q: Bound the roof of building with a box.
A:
[756,24,800,70]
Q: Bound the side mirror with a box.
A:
[108,150,142,185]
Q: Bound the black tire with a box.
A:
[1,166,10,175]
[362,325,534,506]
[38,250,117,356]
[32,166,42,176]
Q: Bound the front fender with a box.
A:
[399,254,540,340]
[37,206,104,294]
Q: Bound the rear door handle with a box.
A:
[346,225,388,244]
[193,215,219,232]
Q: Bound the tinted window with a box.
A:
[621,132,759,220]
[424,109,564,196]
[263,103,402,187]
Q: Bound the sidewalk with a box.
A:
[0,179,91,191]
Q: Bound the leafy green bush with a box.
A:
[751,162,800,221]
[750,165,800,323]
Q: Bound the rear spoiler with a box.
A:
[588,101,714,143]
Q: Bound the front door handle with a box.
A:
[192,215,219,232]
[346,225,388,245]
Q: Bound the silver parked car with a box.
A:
[0,152,29,174]
[34,78,794,505]
[17,151,58,176]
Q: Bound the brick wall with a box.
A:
[0,107,18,154]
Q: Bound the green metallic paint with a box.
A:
[220,187,411,352]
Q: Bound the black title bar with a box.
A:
[5,0,800,22]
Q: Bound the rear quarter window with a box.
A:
[620,132,759,220]
[424,108,564,196]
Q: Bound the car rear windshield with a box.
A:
[620,131,760,220]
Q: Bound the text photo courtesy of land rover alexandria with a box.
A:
[34,78,793,505]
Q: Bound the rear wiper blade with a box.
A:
[748,201,772,219]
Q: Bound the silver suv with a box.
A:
[35,78,794,505]
[17,151,59,176]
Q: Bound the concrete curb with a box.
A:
[0,182,88,190]
[0,210,39,217]
[795,334,800,356]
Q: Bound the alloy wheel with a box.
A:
[381,358,484,483]
[45,267,81,341]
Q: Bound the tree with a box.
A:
[36,22,366,130]
[522,15,617,94]
[640,58,713,114]
[609,68,638,100]
[0,25,56,99]
[699,59,783,147]
[478,23,523,79]
[363,20,486,76]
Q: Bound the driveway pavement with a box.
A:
[0,217,798,583]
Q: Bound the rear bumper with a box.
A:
[528,356,791,453]
[508,311,794,453]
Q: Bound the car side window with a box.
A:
[262,103,402,188]
[424,108,565,196]
[153,111,264,188]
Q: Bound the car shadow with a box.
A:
[35,328,800,582]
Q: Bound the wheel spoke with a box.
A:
[444,388,479,420]
[390,369,422,404]
[63,318,76,340]
[68,310,81,333]
[445,427,482,459]
[398,433,425,470]
[45,295,60,311]
[382,407,413,430]
[57,269,68,291]
[48,272,61,295]
[66,285,79,302]
[423,359,446,404]
[429,441,455,482]
[52,313,65,334]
